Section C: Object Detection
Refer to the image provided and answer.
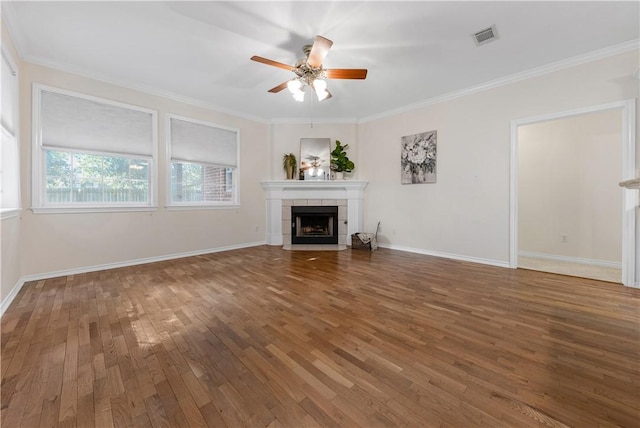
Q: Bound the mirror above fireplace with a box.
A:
[300,138,330,181]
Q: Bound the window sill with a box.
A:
[31,206,158,214]
[165,204,240,211]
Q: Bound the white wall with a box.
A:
[518,110,622,262]
[270,122,358,180]
[358,50,639,266]
[16,63,270,279]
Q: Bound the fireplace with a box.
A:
[291,206,339,245]
[261,180,368,250]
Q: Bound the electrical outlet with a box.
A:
[561,234,568,243]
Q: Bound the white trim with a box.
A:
[518,251,622,269]
[165,204,239,211]
[620,100,638,288]
[0,277,27,317]
[359,39,640,124]
[0,241,266,317]
[510,99,637,288]
[1,208,21,220]
[377,243,510,269]
[31,206,158,214]
[270,117,358,125]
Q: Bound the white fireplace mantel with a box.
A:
[261,180,368,246]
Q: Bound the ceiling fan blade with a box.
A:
[307,35,333,68]
[325,69,368,79]
[251,55,294,72]
[268,81,289,93]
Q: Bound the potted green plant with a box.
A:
[282,153,297,179]
[330,140,355,179]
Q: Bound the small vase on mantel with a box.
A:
[334,171,344,180]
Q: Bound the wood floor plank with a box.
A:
[2,246,638,427]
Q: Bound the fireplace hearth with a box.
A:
[291,206,339,245]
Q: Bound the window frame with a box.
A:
[166,114,239,210]
[1,48,21,220]
[31,83,158,213]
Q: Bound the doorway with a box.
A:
[510,100,637,287]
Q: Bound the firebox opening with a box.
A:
[291,206,339,245]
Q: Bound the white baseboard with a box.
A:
[378,243,510,268]
[0,241,266,317]
[0,277,27,317]
[518,251,622,269]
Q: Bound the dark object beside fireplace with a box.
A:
[291,206,339,245]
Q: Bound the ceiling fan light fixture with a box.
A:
[313,79,327,92]
[251,35,368,103]
[313,79,330,101]
[287,79,302,94]
[316,91,330,102]
[293,88,305,102]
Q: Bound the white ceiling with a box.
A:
[3,1,639,122]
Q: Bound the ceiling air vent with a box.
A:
[473,26,498,46]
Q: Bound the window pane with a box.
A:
[131,179,149,202]
[45,149,149,205]
[103,156,130,180]
[73,153,103,180]
[171,161,234,203]
[129,160,148,180]
[46,150,72,177]
[46,150,72,203]
[73,177,102,203]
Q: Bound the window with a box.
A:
[1,49,20,218]
[167,115,239,207]
[32,84,157,212]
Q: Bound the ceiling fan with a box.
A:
[251,35,367,102]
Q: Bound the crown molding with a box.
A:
[270,117,358,125]
[358,39,640,124]
[19,54,271,124]
[4,0,638,127]
[1,3,24,59]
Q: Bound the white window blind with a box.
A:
[41,90,154,156]
[1,51,17,136]
[170,117,238,167]
[1,49,20,217]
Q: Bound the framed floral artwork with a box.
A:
[401,130,437,184]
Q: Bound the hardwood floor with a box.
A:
[2,246,639,427]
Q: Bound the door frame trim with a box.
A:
[509,99,637,287]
